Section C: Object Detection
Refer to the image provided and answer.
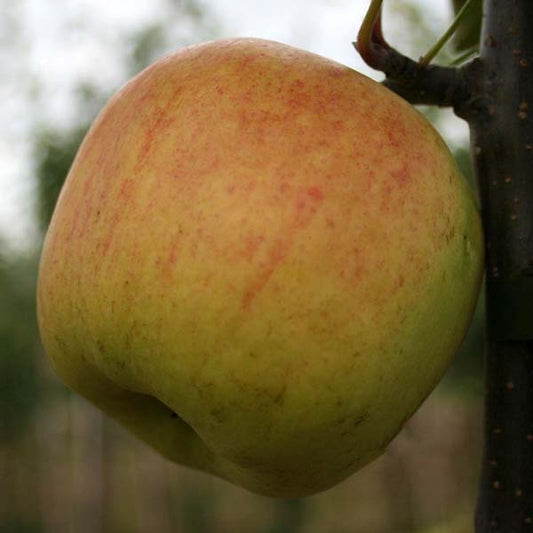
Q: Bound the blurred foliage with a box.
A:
[389,0,482,66]
[451,0,482,53]
[125,0,217,75]
[0,248,41,443]
[386,1,442,60]
[386,0,472,69]
[34,126,88,233]
[129,24,168,74]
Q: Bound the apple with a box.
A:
[37,38,483,497]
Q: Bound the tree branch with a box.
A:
[354,1,482,115]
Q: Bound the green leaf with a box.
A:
[451,0,482,52]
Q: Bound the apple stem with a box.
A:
[355,0,386,67]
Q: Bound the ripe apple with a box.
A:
[37,38,483,497]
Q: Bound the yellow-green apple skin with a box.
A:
[37,38,483,497]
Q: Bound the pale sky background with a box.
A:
[0,0,467,252]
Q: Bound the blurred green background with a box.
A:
[1,1,484,531]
